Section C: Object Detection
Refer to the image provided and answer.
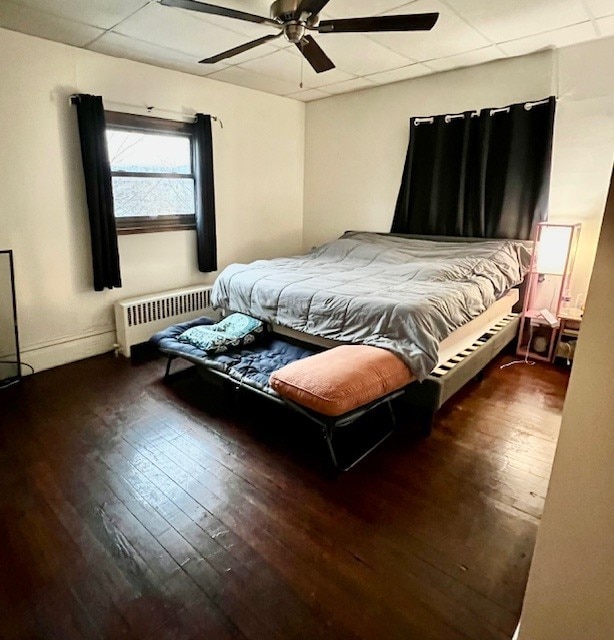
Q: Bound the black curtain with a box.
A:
[193,114,217,272]
[73,94,122,291]
[391,96,556,240]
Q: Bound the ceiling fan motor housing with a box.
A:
[270,0,319,24]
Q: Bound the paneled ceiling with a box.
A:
[1,0,613,101]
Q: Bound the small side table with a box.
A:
[554,310,583,364]
[516,311,560,362]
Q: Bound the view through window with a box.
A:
[105,112,196,234]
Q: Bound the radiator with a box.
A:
[114,285,214,357]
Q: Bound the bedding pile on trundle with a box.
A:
[151,315,413,471]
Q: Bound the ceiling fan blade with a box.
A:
[160,0,280,28]
[297,0,331,16]
[296,35,335,74]
[318,12,439,33]
[200,32,283,64]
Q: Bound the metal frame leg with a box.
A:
[322,398,397,472]
[164,356,175,381]
[322,425,341,471]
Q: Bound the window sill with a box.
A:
[116,215,196,235]
[117,224,196,235]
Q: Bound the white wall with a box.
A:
[0,28,305,372]
[3,28,613,374]
[518,170,614,640]
[304,37,614,300]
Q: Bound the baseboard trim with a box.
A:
[20,330,117,375]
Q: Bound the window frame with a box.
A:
[105,111,197,235]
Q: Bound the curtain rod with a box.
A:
[69,95,223,128]
[414,97,555,124]
[525,97,552,108]
[491,98,552,115]
[444,112,479,123]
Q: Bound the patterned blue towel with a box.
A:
[177,313,264,353]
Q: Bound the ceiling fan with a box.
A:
[159,0,439,73]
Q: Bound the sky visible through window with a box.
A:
[106,129,194,218]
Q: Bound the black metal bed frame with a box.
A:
[164,354,404,472]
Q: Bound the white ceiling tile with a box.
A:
[2,0,612,100]
[203,0,272,16]
[370,0,490,62]
[181,1,277,39]
[239,48,355,89]
[365,62,432,84]
[200,41,282,68]
[426,45,506,72]
[321,0,416,19]
[234,50,302,87]
[187,13,277,40]
[207,65,300,95]
[273,40,300,52]
[194,13,290,47]
[88,30,189,62]
[583,0,614,18]
[449,0,591,42]
[596,15,614,35]
[287,46,359,87]
[296,68,356,89]
[114,2,272,63]
[5,0,148,30]
[286,88,331,101]
[0,1,103,47]
[323,76,377,94]
[314,33,413,74]
[87,32,229,76]
[499,22,597,56]
[269,38,295,49]
[159,0,291,48]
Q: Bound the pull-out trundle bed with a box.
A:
[153,321,410,471]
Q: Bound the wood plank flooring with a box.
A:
[0,351,568,640]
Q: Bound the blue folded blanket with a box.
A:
[177,313,264,354]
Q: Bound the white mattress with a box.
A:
[271,289,519,371]
[436,289,518,365]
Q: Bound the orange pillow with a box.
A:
[269,345,413,417]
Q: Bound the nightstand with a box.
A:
[517,311,560,362]
[554,310,583,364]
[516,222,581,362]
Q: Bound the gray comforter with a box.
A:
[212,232,530,380]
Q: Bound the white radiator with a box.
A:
[114,285,214,357]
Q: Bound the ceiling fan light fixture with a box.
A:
[284,21,306,43]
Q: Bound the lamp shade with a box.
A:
[535,225,573,275]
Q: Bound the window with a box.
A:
[105,111,197,234]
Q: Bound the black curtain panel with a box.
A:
[73,94,122,291]
[193,114,218,273]
[392,111,481,237]
[392,96,556,240]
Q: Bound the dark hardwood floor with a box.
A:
[0,351,568,640]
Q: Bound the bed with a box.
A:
[212,231,531,381]
[153,232,530,468]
